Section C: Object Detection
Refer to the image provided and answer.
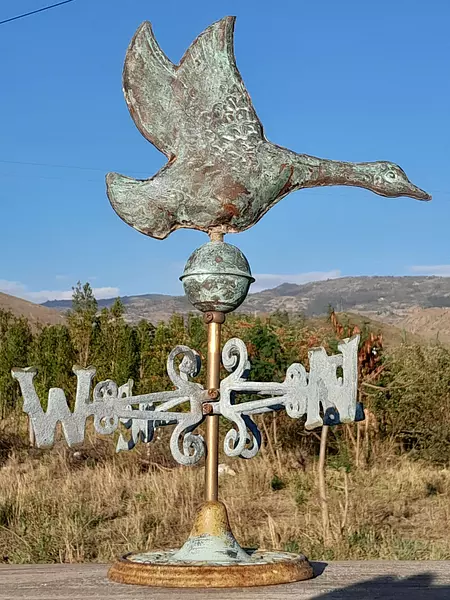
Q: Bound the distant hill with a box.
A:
[241,276,450,321]
[43,293,190,324]
[397,307,450,345]
[5,275,449,344]
[1,286,429,348]
[0,292,65,328]
[334,312,426,348]
[42,275,450,328]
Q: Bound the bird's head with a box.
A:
[368,162,431,201]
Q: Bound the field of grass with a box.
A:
[0,425,449,565]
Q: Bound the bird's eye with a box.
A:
[385,171,397,181]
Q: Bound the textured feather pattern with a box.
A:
[123,17,263,160]
[106,17,430,240]
[123,22,176,157]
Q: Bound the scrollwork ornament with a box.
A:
[167,345,202,387]
[224,414,261,459]
[93,380,120,435]
[170,425,205,466]
[283,364,308,418]
[12,335,361,466]
[221,338,250,380]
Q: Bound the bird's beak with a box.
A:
[408,184,432,201]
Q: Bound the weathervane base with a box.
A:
[108,501,313,587]
[108,550,313,588]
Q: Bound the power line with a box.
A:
[0,0,76,26]
[0,159,448,197]
[0,159,105,172]
[0,159,149,177]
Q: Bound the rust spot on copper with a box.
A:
[203,311,226,325]
[218,19,228,50]
[219,176,250,202]
[223,202,240,217]
[277,165,295,198]
[207,388,219,400]
[204,312,214,324]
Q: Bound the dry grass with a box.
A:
[0,433,449,564]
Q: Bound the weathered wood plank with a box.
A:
[0,561,449,599]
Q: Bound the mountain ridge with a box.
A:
[41,275,450,330]
[3,276,450,343]
[0,292,65,328]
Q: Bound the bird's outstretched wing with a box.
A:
[108,17,266,241]
[122,16,264,159]
[123,21,177,158]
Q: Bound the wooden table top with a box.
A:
[1,561,449,599]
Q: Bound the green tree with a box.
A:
[30,324,76,405]
[0,310,32,417]
[247,318,286,382]
[140,318,186,392]
[270,309,290,327]
[186,313,207,353]
[92,298,138,384]
[135,320,156,393]
[368,343,450,463]
[67,282,97,367]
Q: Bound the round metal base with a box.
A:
[108,549,313,588]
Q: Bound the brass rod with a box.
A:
[205,318,222,502]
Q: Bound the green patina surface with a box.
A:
[106,16,430,241]
[127,549,306,566]
[180,241,254,313]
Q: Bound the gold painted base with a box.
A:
[108,550,313,588]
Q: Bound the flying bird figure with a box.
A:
[106,16,430,241]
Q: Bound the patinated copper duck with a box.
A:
[106,16,430,240]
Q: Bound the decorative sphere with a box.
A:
[180,241,255,313]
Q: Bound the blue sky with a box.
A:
[1,0,449,302]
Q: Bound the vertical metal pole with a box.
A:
[204,311,224,502]
[28,415,35,447]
